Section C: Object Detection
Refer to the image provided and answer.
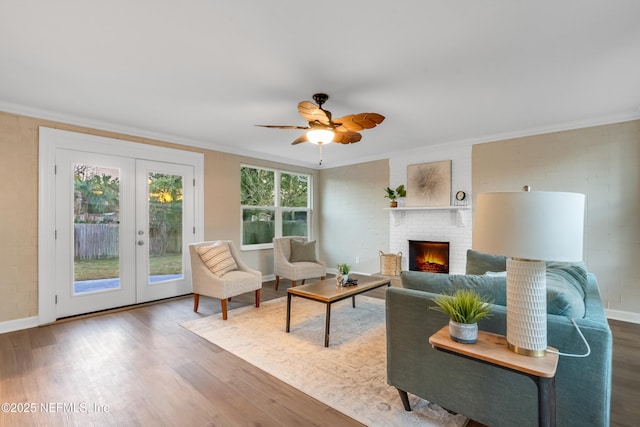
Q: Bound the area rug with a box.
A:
[182,296,468,427]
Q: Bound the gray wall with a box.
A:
[318,159,390,274]
[472,119,640,318]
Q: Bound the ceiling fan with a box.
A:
[256,93,385,146]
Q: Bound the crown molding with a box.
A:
[0,101,320,170]
[2,100,639,171]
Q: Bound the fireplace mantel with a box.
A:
[385,206,470,211]
[387,206,471,228]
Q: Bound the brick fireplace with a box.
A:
[388,208,472,274]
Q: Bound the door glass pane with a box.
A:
[148,173,183,284]
[73,164,121,294]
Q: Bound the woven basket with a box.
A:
[379,251,402,276]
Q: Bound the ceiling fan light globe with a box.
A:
[306,129,334,145]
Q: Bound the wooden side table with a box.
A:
[429,326,559,427]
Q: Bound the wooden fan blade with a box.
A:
[298,101,331,125]
[291,134,308,145]
[333,113,385,132]
[333,131,362,144]
[255,125,309,130]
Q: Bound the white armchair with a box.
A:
[273,236,326,290]
[189,240,261,320]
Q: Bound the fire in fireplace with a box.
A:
[408,240,450,274]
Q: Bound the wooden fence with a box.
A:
[74,224,182,260]
[75,224,119,260]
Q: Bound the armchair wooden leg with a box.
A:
[321,276,326,280]
[292,280,297,287]
[275,276,280,291]
[255,289,260,307]
[221,298,228,320]
[193,294,200,312]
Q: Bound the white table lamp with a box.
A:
[473,188,585,357]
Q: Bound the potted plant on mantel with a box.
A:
[431,289,492,344]
[384,184,407,208]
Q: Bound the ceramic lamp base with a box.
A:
[506,258,547,357]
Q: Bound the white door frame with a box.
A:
[38,127,204,324]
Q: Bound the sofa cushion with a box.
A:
[465,249,507,275]
[545,262,588,317]
[289,239,317,262]
[547,261,588,298]
[196,242,237,276]
[402,262,588,317]
[401,270,507,306]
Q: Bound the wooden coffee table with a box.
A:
[286,274,391,347]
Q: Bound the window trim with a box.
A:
[240,164,312,251]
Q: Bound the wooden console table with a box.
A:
[429,326,559,427]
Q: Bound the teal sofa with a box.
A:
[386,250,612,427]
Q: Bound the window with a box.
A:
[241,165,311,249]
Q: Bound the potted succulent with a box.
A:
[337,263,351,285]
[384,185,406,208]
[431,289,492,343]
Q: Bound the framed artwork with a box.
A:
[406,160,452,207]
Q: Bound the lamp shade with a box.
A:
[473,191,585,262]
[306,129,334,145]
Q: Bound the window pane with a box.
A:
[282,210,308,237]
[148,173,183,284]
[241,167,274,206]
[280,173,308,207]
[242,208,275,245]
[73,164,121,294]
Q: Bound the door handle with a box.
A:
[137,240,144,246]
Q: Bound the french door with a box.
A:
[54,150,195,318]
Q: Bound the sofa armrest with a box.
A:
[385,285,611,427]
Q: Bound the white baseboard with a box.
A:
[0,316,39,334]
[606,309,640,324]
[3,307,634,336]
[262,274,275,282]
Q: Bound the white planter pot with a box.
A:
[342,274,349,285]
[449,320,478,344]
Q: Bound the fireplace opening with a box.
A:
[408,240,450,274]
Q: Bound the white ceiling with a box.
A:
[2,1,639,169]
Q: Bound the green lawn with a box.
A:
[74,254,183,281]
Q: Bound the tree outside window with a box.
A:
[241,165,310,248]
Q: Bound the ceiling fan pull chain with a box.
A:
[318,144,323,166]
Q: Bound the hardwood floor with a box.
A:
[0,281,363,427]
[608,319,640,427]
[0,281,638,426]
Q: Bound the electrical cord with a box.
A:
[545,318,591,358]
